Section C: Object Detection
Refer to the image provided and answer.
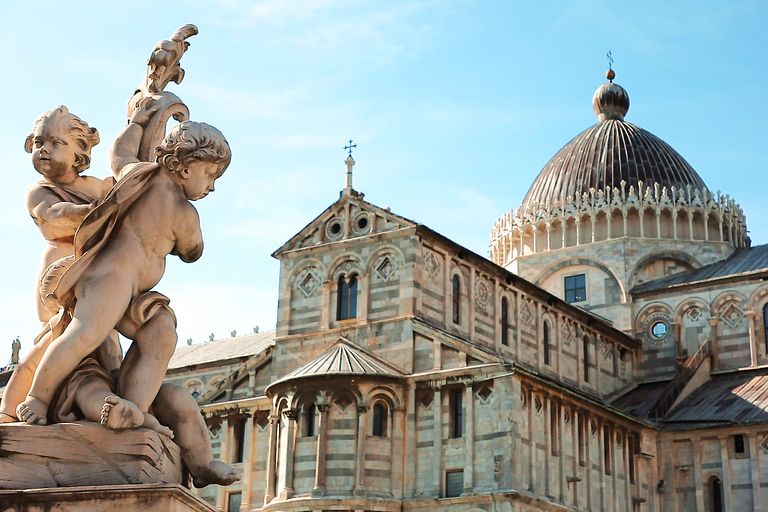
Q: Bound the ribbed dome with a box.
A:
[520,76,707,213]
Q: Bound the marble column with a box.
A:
[312,404,329,496]
[463,384,474,495]
[264,414,279,505]
[354,406,368,496]
[746,310,759,366]
[279,410,298,500]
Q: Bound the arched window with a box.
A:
[337,274,358,320]
[709,475,723,512]
[452,275,461,325]
[543,322,550,365]
[305,403,316,437]
[763,303,768,353]
[583,336,590,383]
[372,402,388,437]
[501,297,509,346]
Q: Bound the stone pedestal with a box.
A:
[0,484,215,512]
[0,421,183,489]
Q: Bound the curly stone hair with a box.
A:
[154,121,231,172]
[25,106,100,173]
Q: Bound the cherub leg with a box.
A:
[18,278,132,425]
[117,308,177,413]
[153,383,239,487]
[1,330,53,422]
[72,376,173,437]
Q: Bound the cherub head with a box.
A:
[25,106,100,182]
[155,121,231,200]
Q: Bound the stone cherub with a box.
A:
[0,107,120,424]
[11,98,238,486]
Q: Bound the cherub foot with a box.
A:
[100,396,174,437]
[192,460,240,488]
[0,412,19,423]
[17,397,49,425]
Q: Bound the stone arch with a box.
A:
[635,302,675,346]
[674,297,711,324]
[534,257,626,303]
[629,250,701,289]
[287,257,326,282]
[748,285,768,312]
[365,244,406,279]
[711,290,748,317]
[364,385,402,411]
[326,383,363,410]
[328,253,364,281]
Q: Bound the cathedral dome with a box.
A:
[519,73,707,213]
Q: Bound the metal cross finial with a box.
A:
[606,50,614,70]
[344,139,357,157]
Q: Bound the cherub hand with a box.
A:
[129,97,160,127]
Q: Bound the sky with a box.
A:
[1,0,766,366]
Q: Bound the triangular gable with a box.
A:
[273,192,417,257]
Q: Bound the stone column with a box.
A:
[590,214,596,243]
[242,414,255,511]
[216,416,231,511]
[463,384,474,495]
[575,219,581,246]
[655,211,661,239]
[607,211,612,239]
[692,437,704,510]
[598,421,606,512]
[704,212,710,241]
[570,408,579,509]
[405,382,417,498]
[709,318,720,370]
[528,388,536,492]
[585,414,592,511]
[750,433,762,511]
[264,414,279,505]
[279,410,298,499]
[638,209,644,237]
[672,210,678,239]
[688,212,694,240]
[321,280,332,329]
[359,274,370,323]
[312,404,329,496]
[718,436,733,511]
[746,310,759,366]
[433,386,443,497]
[354,405,368,496]
[561,222,566,249]
[622,209,628,237]
[546,224,552,251]
[672,322,683,359]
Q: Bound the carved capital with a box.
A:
[284,409,298,421]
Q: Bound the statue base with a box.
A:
[0,421,184,489]
[0,484,215,512]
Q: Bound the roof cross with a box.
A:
[606,50,614,70]
[344,139,357,157]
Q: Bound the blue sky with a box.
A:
[1,1,766,366]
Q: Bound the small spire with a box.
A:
[343,139,357,195]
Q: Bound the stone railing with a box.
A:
[490,181,748,266]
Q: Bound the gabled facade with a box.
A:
[164,74,768,512]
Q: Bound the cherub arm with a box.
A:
[171,202,204,263]
[26,185,93,229]
[109,99,159,181]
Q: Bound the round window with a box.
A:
[651,321,668,339]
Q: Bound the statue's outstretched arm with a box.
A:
[109,100,159,180]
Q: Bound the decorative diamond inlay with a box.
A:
[376,255,395,280]
[425,251,440,278]
[687,306,702,321]
[720,303,744,328]
[298,270,320,296]
[520,300,533,325]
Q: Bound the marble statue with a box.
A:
[0,25,239,489]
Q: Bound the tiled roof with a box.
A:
[167,330,276,370]
[631,244,768,294]
[268,340,405,390]
[663,372,768,425]
[611,381,669,418]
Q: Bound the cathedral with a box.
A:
[159,69,768,512]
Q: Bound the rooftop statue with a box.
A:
[0,25,239,489]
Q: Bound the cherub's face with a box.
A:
[31,120,79,183]
[181,160,224,200]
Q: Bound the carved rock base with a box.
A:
[0,484,215,512]
[0,421,183,489]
